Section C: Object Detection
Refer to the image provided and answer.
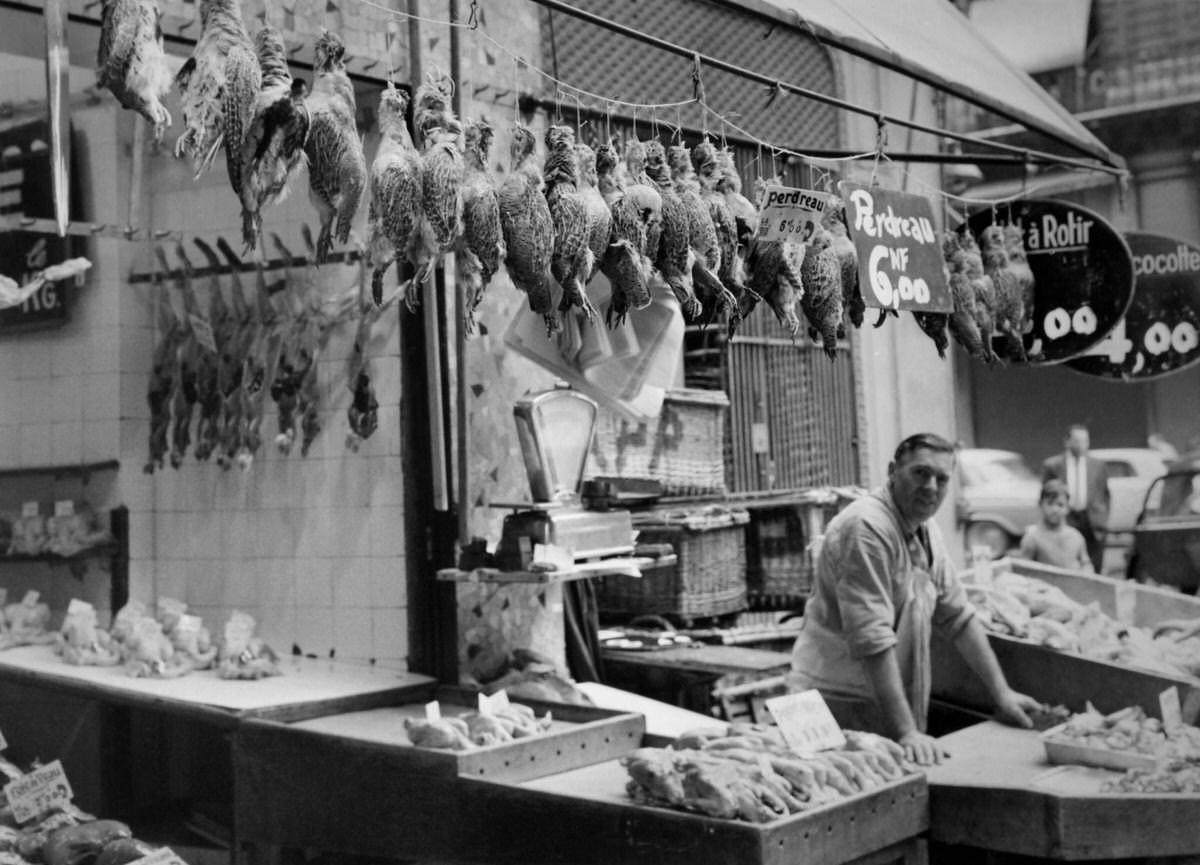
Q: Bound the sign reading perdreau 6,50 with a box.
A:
[837,181,952,313]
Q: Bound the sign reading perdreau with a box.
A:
[838,182,952,313]
[755,186,833,244]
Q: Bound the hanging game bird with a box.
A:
[822,207,865,330]
[303,29,366,264]
[799,224,845,359]
[746,239,804,336]
[598,142,656,327]
[410,73,464,306]
[575,142,611,286]
[669,143,733,325]
[692,140,752,332]
[958,230,1001,364]
[366,84,421,305]
[499,124,556,333]
[174,0,260,191]
[544,125,597,321]
[1003,223,1036,333]
[239,25,310,254]
[97,0,173,142]
[457,120,505,332]
[979,224,1028,362]
[642,139,700,319]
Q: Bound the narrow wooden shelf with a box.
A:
[0,460,120,481]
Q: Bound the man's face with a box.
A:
[889,447,955,525]
[1067,428,1089,457]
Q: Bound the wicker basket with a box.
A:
[597,507,748,622]
[590,388,730,497]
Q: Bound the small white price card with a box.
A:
[129,847,189,865]
[489,690,511,712]
[4,759,73,824]
[53,500,74,518]
[1161,686,1183,732]
[424,701,441,721]
[21,502,39,519]
[1115,581,1137,625]
[765,689,846,754]
[754,186,831,244]
[21,591,39,607]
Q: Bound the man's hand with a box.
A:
[898,730,948,766]
[994,689,1038,729]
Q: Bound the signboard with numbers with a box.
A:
[838,182,951,312]
[4,759,72,823]
[966,200,1134,365]
[755,186,832,244]
[765,689,846,754]
[1066,232,1200,380]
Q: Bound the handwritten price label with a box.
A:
[424,701,441,722]
[765,690,846,754]
[755,186,830,244]
[129,848,189,865]
[4,759,73,824]
[1161,686,1183,732]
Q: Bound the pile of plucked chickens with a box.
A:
[2,504,112,558]
[403,702,553,751]
[966,570,1200,680]
[0,594,57,650]
[0,753,163,865]
[621,723,916,824]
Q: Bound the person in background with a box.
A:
[1042,424,1111,573]
[788,433,1037,766]
[1018,480,1094,572]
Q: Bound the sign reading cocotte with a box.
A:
[967,200,1134,365]
[838,181,952,313]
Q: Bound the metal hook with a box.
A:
[468,0,480,30]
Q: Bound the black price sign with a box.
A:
[1066,232,1200,380]
[838,181,952,313]
[967,200,1134,365]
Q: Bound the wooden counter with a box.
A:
[928,721,1200,860]
[602,644,791,714]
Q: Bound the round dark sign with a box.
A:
[1065,231,1200,381]
[967,199,1134,365]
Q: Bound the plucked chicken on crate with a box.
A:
[589,388,730,498]
[597,505,749,625]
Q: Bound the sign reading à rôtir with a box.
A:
[966,200,1134,365]
[1066,232,1200,381]
[837,182,951,313]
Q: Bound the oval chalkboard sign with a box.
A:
[967,199,1134,365]
[1066,231,1200,381]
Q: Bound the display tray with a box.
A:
[260,684,645,782]
[928,721,1200,860]
[458,759,928,865]
[1040,722,1159,771]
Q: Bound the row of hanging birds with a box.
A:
[97,0,1035,363]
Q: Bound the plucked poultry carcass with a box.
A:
[212,237,252,466]
[691,140,752,331]
[498,123,556,333]
[239,25,310,254]
[217,610,280,679]
[640,139,700,319]
[145,271,186,474]
[298,339,323,456]
[822,206,865,330]
[942,232,996,363]
[166,247,203,468]
[798,223,845,359]
[596,141,655,327]
[227,242,282,469]
[1004,223,1036,332]
[669,143,734,324]
[404,716,473,751]
[173,0,260,190]
[96,0,173,141]
[457,119,505,331]
[979,224,1028,362]
[271,312,315,456]
[303,30,366,264]
[191,240,230,461]
[409,73,464,309]
[543,125,597,321]
[366,84,421,305]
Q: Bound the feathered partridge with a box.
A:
[366,84,421,305]
[544,125,597,321]
[499,124,556,333]
[97,0,173,141]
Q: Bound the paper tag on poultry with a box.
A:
[755,186,830,244]
[765,689,846,754]
[128,847,189,865]
[4,759,73,824]
[1161,687,1183,732]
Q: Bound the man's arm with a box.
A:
[861,647,947,765]
[952,617,1037,728]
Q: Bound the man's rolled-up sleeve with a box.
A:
[831,521,899,658]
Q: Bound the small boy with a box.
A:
[1018,479,1095,572]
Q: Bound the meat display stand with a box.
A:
[927,720,1200,861]
[0,644,435,865]
[932,558,1200,723]
[234,684,929,865]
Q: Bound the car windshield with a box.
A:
[1144,472,1200,517]
[961,454,1038,487]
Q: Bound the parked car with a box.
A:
[1088,447,1168,537]
[1128,454,1200,593]
[957,448,1042,558]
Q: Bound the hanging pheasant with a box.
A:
[544,125,596,321]
[239,24,310,254]
[409,73,464,308]
[96,0,173,141]
[498,123,556,333]
[457,119,504,331]
[642,139,700,319]
[669,143,733,324]
[174,0,260,190]
[366,84,421,305]
[598,142,656,327]
[303,30,366,264]
[979,224,1028,362]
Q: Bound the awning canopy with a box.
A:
[967,0,1092,76]
[748,0,1122,171]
